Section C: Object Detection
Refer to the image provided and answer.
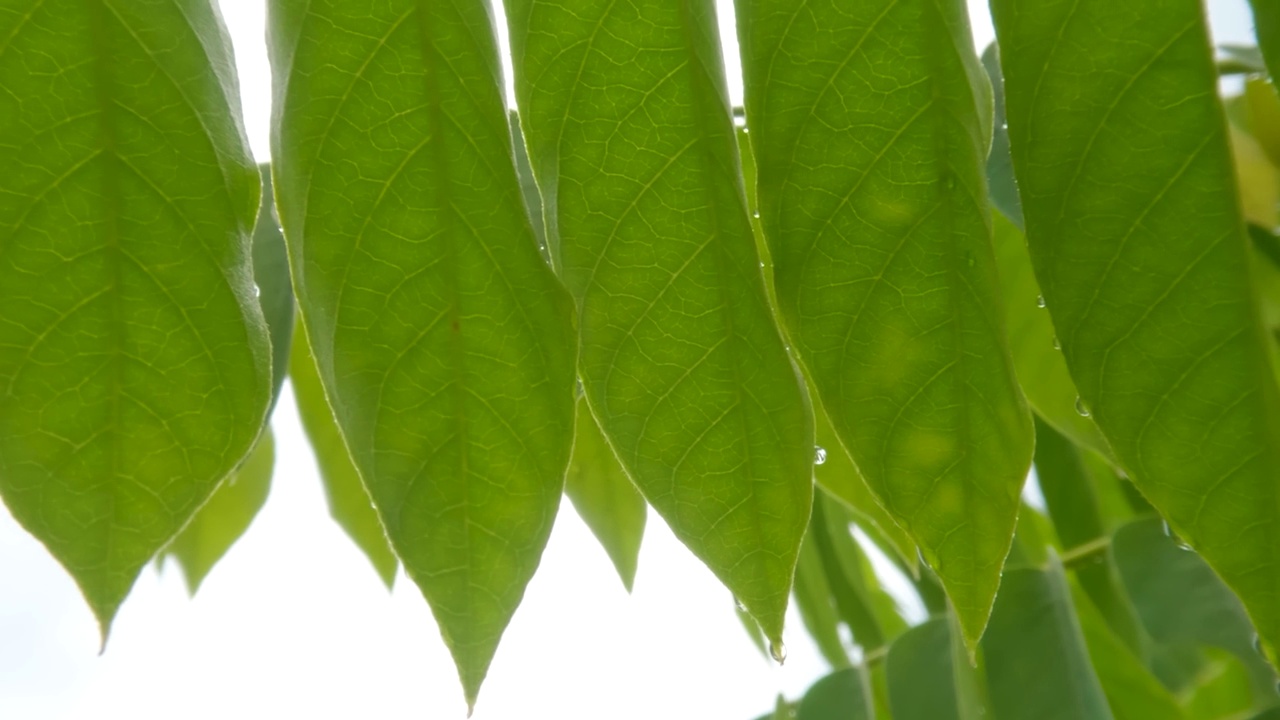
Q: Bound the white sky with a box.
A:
[0,1,1255,719]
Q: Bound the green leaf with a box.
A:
[1219,44,1269,76]
[793,531,853,669]
[991,0,1280,660]
[166,430,274,595]
[1179,648,1257,720]
[565,396,646,593]
[811,494,886,651]
[982,560,1114,720]
[796,667,874,720]
[886,619,970,720]
[267,1,578,705]
[1069,578,1187,720]
[507,0,813,651]
[1250,0,1280,86]
[289,323,397,589]
[813,398,918,573]
[1111,518,1278,705]
[252,165,294,409]
[0,0,271,637]
[982,44,1024,228]
[736,0,1034,650]
[1035,417,1145,654]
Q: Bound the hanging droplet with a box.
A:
[769,641,787,665]
[814,446,827,466]
[1074,397,1090,417]
[1052,337,1061,350]
[252,283,261,298]
[1036,294,1046,308]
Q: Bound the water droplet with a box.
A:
[1001,122,1008,130]
[1036,294,1046,308]
[1074,397,1090,417]
[1052,337,1061,350]
[753,211,761,219]
[814,446,827,466]
[1162,520,1173,537]
[734,596,747,612]
[575,379,584,398]
[742,127,750,134]
[769,641,787,664]
[252,283,261,298]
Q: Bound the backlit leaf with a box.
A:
[736,0,1034,650]
[252,164,295,408]
[0,0,271,636]
[506,0,813,649]
[267,0,578,705]
[289,323,397,589]
[884,616,985,720]
[1250,0,1280,86]
[991,0,1280,660]
[565,397,646,593]
[166,430,274,595]
[793,530,852,669]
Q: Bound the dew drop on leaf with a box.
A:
[1052,337,1061,350]
[769,640,787,665]
[1036,294,1046,308]
[1074,397,1090,417]
[813,446,827,466]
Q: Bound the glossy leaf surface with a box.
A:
[289,324,397,588]
[507,0,812,648]
[268,0,577,704]
[565,397,646,593]
[991,0,1280,657]
[736,0,1033,649]
[982,561,1113,720]
[0,0,270,634]
[166,430,274,595]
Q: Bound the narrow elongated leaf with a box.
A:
[991,0,1280,659]
[0,0,270,635]
[793,531,852,669]
[982,560,1114,720]
[1070,579,1187,720]
[1250,0,1280,86]
[797,667,874,720]
[252,165,294,408]
[565,397,646,592]
[506,0,812,649]
[166,430,274,595]
[1035,417,1145,654]
[1111,519,1278,704]
[811,494,885,651]
[736,0,1034,649]
[267,1,577,705]
[289,323,397,588]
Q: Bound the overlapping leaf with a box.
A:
[0,0,270,635]
[1250,1,1280,85]
[506,0,812,650]
[991,0,1280,658]
[267,0,577,705]
[796,667,874,720]
[166,430,274,595]
[565,397,646,592]
[289,324,397,588]
[735,0,1033,649]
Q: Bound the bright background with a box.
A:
[0,1,1257,718]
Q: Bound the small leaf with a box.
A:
[565,397,646,593]
[992,0,1280,662]
[982,559,1114,720]
[793,531,852,669]
[0,0,271,636]
[736,0,1034,650]
[269,0,578,705]
[289,323,396,589]
[885,617,983,720]
[1069,578,1187,720]
[796,667,874,720]
[507,0,813,649]
[1111,519,1278,705]
[166,430,275,595]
